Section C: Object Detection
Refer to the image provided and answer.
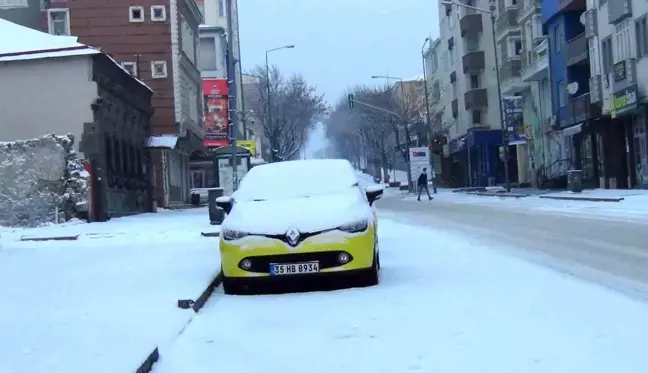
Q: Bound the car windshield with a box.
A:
[233,159,358,201]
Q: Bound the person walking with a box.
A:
[417,168,433,201]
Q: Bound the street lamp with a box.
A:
[371,74,412,190]
[440,0,510,192]
[265,45,295,161]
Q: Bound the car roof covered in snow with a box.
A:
[234,159,359,201]
[0,19,152,91]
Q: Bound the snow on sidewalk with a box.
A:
[395,188,648,222]
[0,208,220,373]
[151,218,648,373]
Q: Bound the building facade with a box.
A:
[586,0,648,188]
[1,0,206,208]
[437,0,509,188]
[0,19,154,218]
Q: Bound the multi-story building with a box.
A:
[587,0,648,188]
[517,0,553,186]
[424,37,448,182]
[543,0,602,188]
[437,0,510,188]
[1,0,206,208]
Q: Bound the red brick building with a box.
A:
[38,0,205,208]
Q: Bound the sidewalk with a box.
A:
[0,208,221,373]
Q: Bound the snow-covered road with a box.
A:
[152,218,648,373]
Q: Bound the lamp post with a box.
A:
[265,45,295,162]
[421,37,432,144]
[441,0,510,192]
[371,74,413,191]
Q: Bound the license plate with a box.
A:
[270,262,319,276]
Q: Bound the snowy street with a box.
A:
[152,205,648,372]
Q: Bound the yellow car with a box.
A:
[215,159,384,295]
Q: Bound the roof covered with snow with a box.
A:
[0,19,98,62]
[0,19,152,92]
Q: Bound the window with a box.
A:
[470,74,480,89]
[601,37,613,74]
[129,6,144,22]
[181,17,196,63]
[47,8,70,36]
[0,0,28,9]
[472,110,481,124]
[150,5,166,21]
[507,37,522,57]
[151,61,168,78]
[121,62,137,76]
[191,170,205,189]
[589,37,600,76]
[558,80,566,107]
[199,37,218,70]
[554,23,563,52]
[635,16,648,58]
[614,18,634,63]
[449,45,456,64]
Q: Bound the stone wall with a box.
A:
[0,134,89,227]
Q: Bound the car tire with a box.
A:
[359,253,379,287]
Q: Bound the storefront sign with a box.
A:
[610,84,638,119]
[203,79,229,148]
[236,140,256,157]
[612,61,626,83]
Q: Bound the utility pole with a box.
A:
[225,0,239,191]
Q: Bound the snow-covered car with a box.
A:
[215,158,384,294]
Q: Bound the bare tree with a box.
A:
[245,65,326,162]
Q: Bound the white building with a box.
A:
[436,0,512,187]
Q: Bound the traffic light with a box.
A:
[348,94,354,109]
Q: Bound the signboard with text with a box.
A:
[610,84,638,119]
[503,96,527,145]
[203,79,229,148]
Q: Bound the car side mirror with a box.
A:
[365,185,384,206]
[215,195,233,214]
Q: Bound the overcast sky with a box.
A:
[238,0,440,106]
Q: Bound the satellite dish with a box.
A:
[579,13,586,25]
[567,82,579,95]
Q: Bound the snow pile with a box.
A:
[0,134,89,227]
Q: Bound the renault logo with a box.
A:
[286,228,300,246]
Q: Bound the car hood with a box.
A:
[223,192,371,235]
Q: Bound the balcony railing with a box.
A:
[496,8,519,37]
[464,88,488,110]
[561,93,600,127]
[462,51,485,73]
[566,32,587,66]
[521,52,549,82]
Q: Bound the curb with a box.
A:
[539,195,624,202]
[467,192,529,198]
[135,271,223,373]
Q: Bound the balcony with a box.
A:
[460,13,483,37]
[608,0,632,24]
[559,0,585,12]
[464,88,488,110]
[518,0,541,22]
[496,8,519,40]
[451,99,459,118]
[462,51,485,73]
[566,32,588,67]
[560,93,601,127]
[500,59,529,94]
[521,42,549,82]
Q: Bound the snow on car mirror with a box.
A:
[215,196,233,213]
[365,185,384,205]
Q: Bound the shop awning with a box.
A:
[145,135,178,149]
[561,123,582,137]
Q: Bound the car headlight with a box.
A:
[338,219,369,233]
[222,228,249,241]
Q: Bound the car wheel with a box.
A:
[358,254,379,287]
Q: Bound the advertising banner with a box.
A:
[610,84,638,119]
[203,79,229,148]
[502,96,527,145]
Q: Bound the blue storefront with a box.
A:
[446,129,512,187]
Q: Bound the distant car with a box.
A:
[215,159,384,295]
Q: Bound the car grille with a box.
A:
[239,251,353,273]
[262,229,332,246]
